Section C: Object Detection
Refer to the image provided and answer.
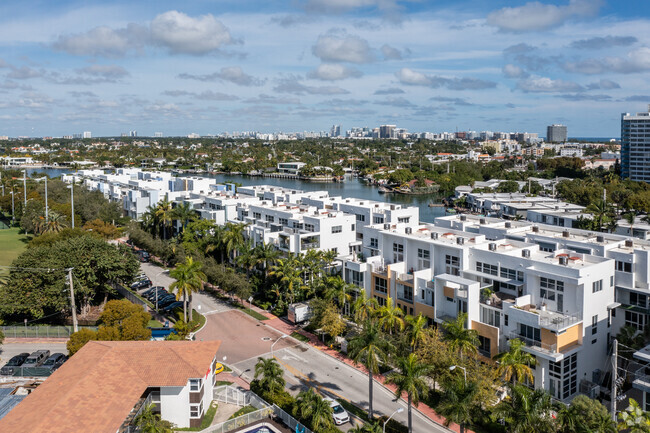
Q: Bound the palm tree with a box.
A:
[169,256,206,322]
[442,313,478,359]
[321,249,338,275]
[141,206,159,237]
[155,198,173,240]
[493,384,555,433]
[586,199,610,232]
[353,289,378,324]
[294,388,333,431]
[270,255,304,304]
[436,378,479,433]
[624,211,637,237]
[493,338,537,385]
[172,202,197,234]
[323,276,353,314]
[253,357,285,396]
[405,314,427,352]
[134,403,173,433]
[254,242,280,277]
[236,240,257,277]
[348,320,392,420]
[385,354,432,433]
[222,222,247,263]
[377,296,404,335]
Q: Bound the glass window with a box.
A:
[374,277,387,294]
[332,225,342,233]
[592,280,602,293]
[189,379,201,392]
[370,238,379,249]
[592,315,598,335]
[616,261,632,273]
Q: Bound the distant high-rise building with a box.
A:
[154,132,163,138]
[547,124,567,143]
[330,125,341,137]
[379,125,396,139]
[621,105,650,182]
[82,131,92,139]
[129,130,137,137]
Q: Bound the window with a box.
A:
[538,241,556,252]
[446,255,460,276]
[345,268,364,287]
[519,324,541,342]
[393,243,404,262]
[397,283,413,303]
[504,314,509,326]
[398,217,410,223]
[304,223,315,232]
[549,353,577,400]
[370,238,379,249]
[476,262,498,276]
[625,310,646,331]
[478,336,491,358]
[417,248,431,269]
[610,276,614,287]
[592,315,598,335]
[540,277,564,301]
[592,280,603,293]
[373,216,384,224]
[375,295,386,307]
[332,225,342,234]
[253,212,261,219]
[356,214,366,222]
[190,402,203,418]
[189,379,201,392]
[630,292,648,309]
[374,277,387,294]
[480,306,501,327]
[265,215,275,223]
[351,224,355,231]
[279,218,288,226]
[501,267,524,282]
[616,260,632,273]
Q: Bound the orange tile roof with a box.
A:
[0,340,220,433]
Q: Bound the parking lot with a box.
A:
[0,342,68,375]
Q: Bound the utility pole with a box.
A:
[22,170,26,207]
[611,338,618,420]
[67,268,78,333]
[68,184,74,229]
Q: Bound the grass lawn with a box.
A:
[0,228,31,275]
[238,306,269,321]
[290,331,310,343]
[175,403,218,431]
[147,319,163,328]
[229,405,256,419]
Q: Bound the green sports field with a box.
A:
[0,227,30,274]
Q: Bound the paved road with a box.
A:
[139,262,449,433]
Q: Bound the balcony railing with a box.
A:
[509,331,557,354]
[300,242,320,250]
[538,311,582,331]
[397,273,414,282]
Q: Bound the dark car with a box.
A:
[131,279,152,290]
[138,251,150,263]
[42,353,67,371]
[144,287,167,299]
[157,296,178,308]
[0,353,30,376]
[142,286,165,297]
[146,290,169,303]
[162,301,184,313]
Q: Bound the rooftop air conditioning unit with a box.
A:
[505,222,512,228]
[522,249,530,258]
[390,204,396,210]
[460,215,467,222]
[431,232,439,240]
[563,230,570,238]
[626,239,634,248]
[375,204,380,208]
[559,256,568,265]
[532,226,539,233]
[480,218,486,225]
[596,235,604,243]
[457,237,465,245]
[384,223,391,230]
[489,243,497,251]
[405,227,412,234]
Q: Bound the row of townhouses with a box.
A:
[64,169,650,405]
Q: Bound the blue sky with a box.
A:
[0,0,649,137]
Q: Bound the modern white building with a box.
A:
[277,162,306,175]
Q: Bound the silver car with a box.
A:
[324,397,350,425]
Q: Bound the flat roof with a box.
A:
[0,340,220,433]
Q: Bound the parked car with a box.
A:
[0,353,29,376]
[42,353,67,371]
[324,397,349,425]
[139,251,151,262]
[213,362,225,375]
[143,287,166,299]
[22,350,51,368]
[157,296,179,309]
[131,279,152,290]
[162,301,184,313]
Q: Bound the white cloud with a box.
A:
[312,31,374,63]
[569,35,637,49]
[380,44,407,60]
[516,76,584,93]
[487,0,603,32]
[6,66,42,80]
[395,68,497,90]
[274,75,349,95]
[178,67,264,86]
[502,64,530,79]
[150,11,233,55]
[52,25,144,57]
[77,65,129,79]
[564,47,650,74]
[307,63,362,81]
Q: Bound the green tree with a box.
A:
[294,388,334,432]
[557,394,616,433]
[493,338,537,385]
[221,222,248,262]
[437,378,479,433]
[385,354,431,433]
[377,296,404,335]
[254,242,280,278]
[97,299,151,341]
[493,384,555,433]
[348,320,392,419]
[170,256,206,322]
[317,302,347,340]
[353,290,378,324]
[253,357,286,396]
[322,276,353,314]
[172,202,197,233]
[617,398,650,433]
[442,313,478,359]
[134,403,174,433]
[405,314,427,352]
[154,198,173,240]
[66,328,98,356]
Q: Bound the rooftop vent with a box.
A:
[562,230,570,238]
[460,215,467,222]
[384,223,391,230]
[390,204,396,210]
[457,237,465,245]
[626,239,634,248]
[522,249,530,258]
[405,227,412,234]
[431,232,439,240]
[480,218,486,225]
[505,222,512,228]
[489,243,497,251]
[532,226,539,233]
[559,256,568,266]
[596,235,604,243]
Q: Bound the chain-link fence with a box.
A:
[0,325,97,338]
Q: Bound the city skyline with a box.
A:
[0,0,649,137]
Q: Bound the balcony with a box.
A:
[509,331,557,354]
[480,290,516,310]
[538,310,582,331]
[397,273,414,283]
[300,242,320,250]
[371,263,388,277]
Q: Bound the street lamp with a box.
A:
[449,365,467,385]
[9,190,15,224]
[21,170,26,207]
[67,183,74,229]
[271,335,287,358]
[383,407,404,433]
